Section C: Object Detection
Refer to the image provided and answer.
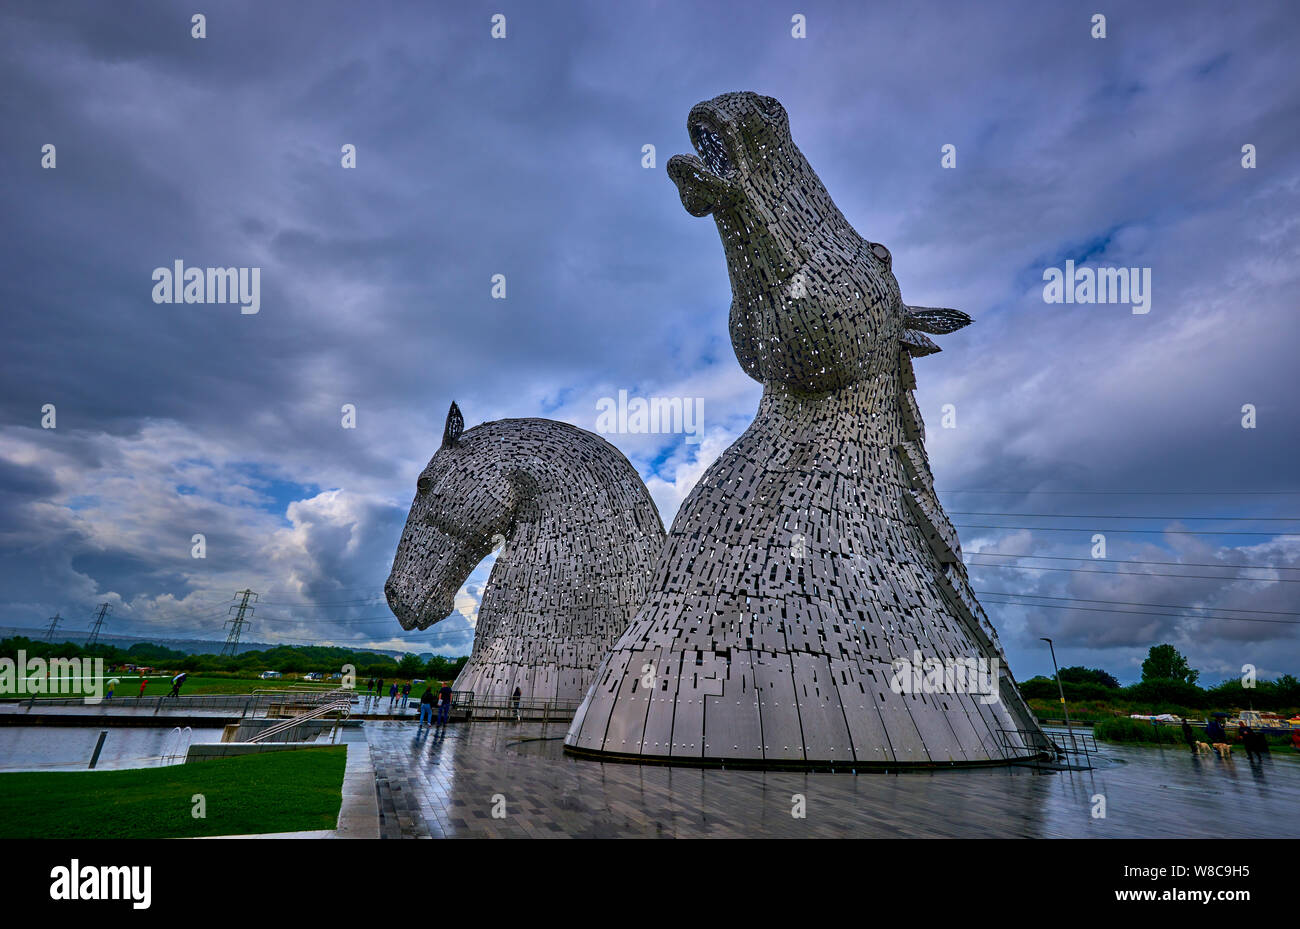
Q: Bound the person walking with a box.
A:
[436,681,453,730]
[1181,719,1197,754]
[137,676,148,699]
[388,681,399,711]
[418,686,435,728]
[375,678,384,706]
[1240,725,1258,761]
[167,672,187,698]
[1245,727,1269,760]
[512,685,522,722]
[401,682,411,709]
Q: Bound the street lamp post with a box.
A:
[1041,637,1073,752]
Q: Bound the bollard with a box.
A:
[88,730,108,769]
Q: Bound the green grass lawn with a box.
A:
[0,747,347,838]
[130,675,338,696]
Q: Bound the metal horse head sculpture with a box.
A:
[564,92,1053,768]
[666,91,971,392]
[386,402,535,629]
[386,404,666,703]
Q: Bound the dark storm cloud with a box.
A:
[1,0,1297,677]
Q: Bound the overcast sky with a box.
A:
[1,0,1297,683]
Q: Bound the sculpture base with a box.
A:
[562,743,1052,773]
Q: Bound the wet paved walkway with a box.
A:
[366,721,1300,838]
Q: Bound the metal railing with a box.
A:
[10,687,357,719]
[449,691,581,722]
[160,726,193,765]
[996,726,1095,769]
[356,689,581,722]
[247,697,352,744]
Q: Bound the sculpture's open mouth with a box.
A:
[691,123,732,176]
[667,113,737,216]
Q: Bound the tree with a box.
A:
[424,655,468,680]
[1125,678,1205,711]
[1058,665,1120,689]
[1273,674,1299,707]
[1140,644,1199,685]
[396,653,424,677]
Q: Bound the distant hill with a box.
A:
[0,626,412,659]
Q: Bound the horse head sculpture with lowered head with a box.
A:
[386,403,666,704]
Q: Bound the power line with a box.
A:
[950,511,1300,521]
[978,598,1300,627]
[80,602,475,643]
[939,490,1300,495]
[255,598,385,607]
[2,623,469,652]
[126,605,232,624]
[954,524,1300,537]
[974,590,1300,617]
[965,561,1300,583]
[963,552,1299,571]
[44,613,61,642]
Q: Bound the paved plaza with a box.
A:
[366,720,1300,839]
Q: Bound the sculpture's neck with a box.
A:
[493,480,634,600]
[756,365,905,449]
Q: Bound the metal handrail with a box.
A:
[449,691,582,721]
[160,726,192,765]
[247,698,352,744]
[995,726,1094,769]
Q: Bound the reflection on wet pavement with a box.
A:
[367,721,1300,838]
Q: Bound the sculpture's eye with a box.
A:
[870,243,892,268]
[417,476,431,495]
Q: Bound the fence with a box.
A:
[16,687,355,719]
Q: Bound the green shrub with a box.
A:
[1094,717,1185,744]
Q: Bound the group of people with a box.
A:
[417,682,454,730]
[96,672,181,701]
[365,678,405,709]
[1180,716,1288,760]
[364,676,454,729]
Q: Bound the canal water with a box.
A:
[0,726,226,771]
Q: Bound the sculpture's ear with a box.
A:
[901,307,973,357]
[904,306,972,334]
[442,401,464,448]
